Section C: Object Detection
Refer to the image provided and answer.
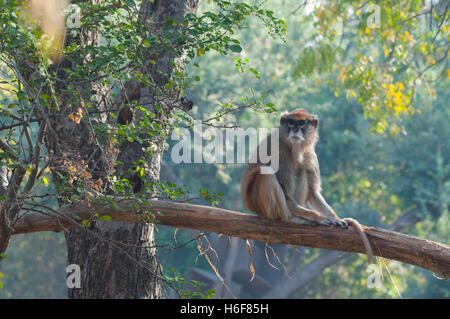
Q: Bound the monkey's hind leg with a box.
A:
[241,165,292,221]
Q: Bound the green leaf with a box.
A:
[230,44,242,53]
[249,68,260,78]
[101,215,112,221]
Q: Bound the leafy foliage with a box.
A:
[294,0,448,133]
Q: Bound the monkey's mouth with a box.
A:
[288,131,304,142]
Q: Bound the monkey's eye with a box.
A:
[287,119,295,127]
[298,120,306,126]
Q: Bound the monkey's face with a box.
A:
[280,109,319,144]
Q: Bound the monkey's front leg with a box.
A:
[285,196,333,225]
[308,191,348,228]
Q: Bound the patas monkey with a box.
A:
[241,108,373,264]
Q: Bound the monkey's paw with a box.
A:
[335,218,349,228]
[324,218,348,228]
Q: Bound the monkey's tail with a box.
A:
[342,218,374,265]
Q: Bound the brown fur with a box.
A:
[241,109,374,264]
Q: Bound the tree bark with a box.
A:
[13,200,450,278]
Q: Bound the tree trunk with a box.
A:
[65,221,162,298]
[46,0,199,298]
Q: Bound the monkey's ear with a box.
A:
[310,116,319,128]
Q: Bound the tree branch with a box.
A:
[264,209,424,298]
[11,199,450,277]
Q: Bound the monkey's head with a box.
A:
[280,108,319,146]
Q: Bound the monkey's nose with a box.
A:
[292,127,299,133]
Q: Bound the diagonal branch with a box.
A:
[11,199,450,277]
